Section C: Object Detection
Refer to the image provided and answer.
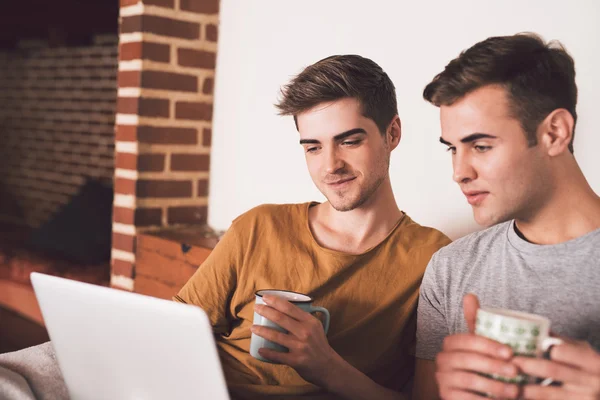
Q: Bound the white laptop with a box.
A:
[30,272,231,400]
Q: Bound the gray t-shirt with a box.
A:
[416,220,600,360]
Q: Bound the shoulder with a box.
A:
[399,214,452,251]
[434,220,511,261]
[230,202,309,230]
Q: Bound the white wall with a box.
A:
[208,0,600,238]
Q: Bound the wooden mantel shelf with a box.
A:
[134,225,221,300]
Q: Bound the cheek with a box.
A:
[305,157,322,178]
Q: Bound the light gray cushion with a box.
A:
[0,342,68,400]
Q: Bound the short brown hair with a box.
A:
[423,33,578,153]
[275,55,398,134]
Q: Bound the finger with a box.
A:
[257,347,292,365]
[262,295,310,321]
[437,388,490,400]
[443,333,513,360]
[550,341,600,374]
[437,351,518,378]
[513,356,600,394]
[251,325,295,349]
[436,370,520,400]
[520,384,571,400]
[463,293,480,333]
[254,304,303,334]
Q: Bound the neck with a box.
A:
[314,177,402,248]
[515,159,600,244]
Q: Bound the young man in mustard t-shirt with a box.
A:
[175,55,450,400]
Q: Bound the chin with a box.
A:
[327,195,363,212]
[473,209,512,228]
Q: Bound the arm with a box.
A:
[513,339,600,399]
[412,359,439,400]
[252,294,407,400]
[413,259,520,400]
[433,294,520,400]
[173,224,243,335]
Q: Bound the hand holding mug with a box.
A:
[435,294,521,399]
[250,290,334,387]
[512,339,600,400]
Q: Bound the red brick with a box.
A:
[197,179,209,196]
[202,127,211,146]
[112,232,136,253]
[117,97,138,114]
[113,206,135,224]
[180,0,219,14]
[177,48,216,69]
[141,70,198,92]
[138,154,165,172]
[202,77,214,94]
[115,178,136,195]
[119,70,141,87]
[138,126,198,145]
[120,0,139,6]
[121,15,200,40]
[134,275,178,300]
[167,205,207,224]
[119,97,169,117]
[139,98,170,118]
[120,42,170,63]
[116,152,137,170]
[137,180,192,198]
[144,0,174,8]
[206,24,218,42]
[175,101,212,121]
[135,208,163,226]
[170,154,210,171]
[112,259,135,278]
[116,125,137,141]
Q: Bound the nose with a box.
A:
[452,151,476,184]
[325,146,345,174]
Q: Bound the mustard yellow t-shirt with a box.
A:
[174,203,450,399]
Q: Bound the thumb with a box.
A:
[463,293,480,333]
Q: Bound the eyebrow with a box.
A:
[299,128,366,145]
[439,133,498,146]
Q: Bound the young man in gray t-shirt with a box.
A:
[413,33,600,400]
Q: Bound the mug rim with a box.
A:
[478,307,550,326]
[255,289,312,303]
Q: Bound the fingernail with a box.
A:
[250,326,256,333]
[255,304,263,312]
[262,295,272,304]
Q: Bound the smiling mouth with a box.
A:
[326,177,356,186]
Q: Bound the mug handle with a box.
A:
[539,337,564,386]
[308,306,330,334]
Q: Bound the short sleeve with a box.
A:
[415,251,448,360]
[173,223,244,335]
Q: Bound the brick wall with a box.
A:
[112,0,219,291]
[0,35,119,228]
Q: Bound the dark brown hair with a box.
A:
[275,54,397,134]
[423,33,578,153]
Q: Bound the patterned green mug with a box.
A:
[475,307,563,385]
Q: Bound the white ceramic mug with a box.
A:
[475,307,563,385]
[249,289,330,363]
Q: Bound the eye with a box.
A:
[305,146,319,154]
[446,146,456,155]
[342,140,361,146]
[474,145,492,153]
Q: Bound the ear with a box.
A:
[387,115,402,150]
[539,109,574,156]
